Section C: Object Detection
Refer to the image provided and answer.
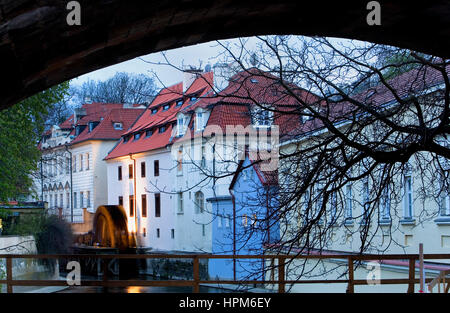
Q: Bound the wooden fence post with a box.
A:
[278,256,285,293]
[6,256,12,293]
[407,257,415,293]
[347,256,354,293]
[193,256,200,293]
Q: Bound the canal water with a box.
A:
[56,274,237,293]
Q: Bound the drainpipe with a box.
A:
[65,144,73,223]
[229,188,236,281]
[40,157,44,202]
[130,153,138,247]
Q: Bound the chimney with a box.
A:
[183,66,202,93]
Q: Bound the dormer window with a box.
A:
[162,104,170,111]
[177,116,186,136]
[113,122,123,130]
[146,129,153,137]
[196,112,204,131]
[176,100,183,107]
[134,133,141,141]
[123,135,129,143]
[159,125,166,133]
[88,121,99,132]
[190,96,197,102]
[151,108,158,115]
[253,107,273,128]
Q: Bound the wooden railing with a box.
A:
[428,269,450,293]
[1,253,450,293]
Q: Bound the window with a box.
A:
[162,104,170,111]
[87,191,91,208]
[118,196,123,206]
[129,164,133,179]
[80,192,84,208]
[218,215,222,228]
[50,194,53,208]
[141,162,146,178]
[177,192,184,214]
[362,180,370,223]
[300,113,314,124]
[345,184,353,220]
[156,228,160,238]
[129,195,134,217]
[143,227,146,237]
[330,192,337,224]
[73,156,77,172]
[177,147,183,173]
[59,159,63,175]
[60,193,63,208]
[118,166,122,181]
[190,96,197,102]
[145,129,153,138]
[403,173,413,219]
[196,112,204,131]
[86,153,89,170]
[243,214,248,227]
[141,194,147,217]
[54,194,58,208]
[66,192,70,209]
[151,108,158,115]
[253,108,273,127]
[80,154,83,171]
[134,133,141,141]
[89,121,99,132]
[123,136,129,143]
[202,224,206,237]
[155,193,161,217]
[176,100,183,107]
[171,229,175,239]
[113,122,123,130]
[201,145,206,168]
[66,157,70,174]
[177,116,185,136]
[380,186,391,221]
[154,160,159,176]
[73,192,77,208]
[159,125,166,133]
[440,171,450,216]
[194,191,204,214]
[225,214,231,228]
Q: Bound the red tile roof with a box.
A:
[41,102,145,150]
[105,72,214,160]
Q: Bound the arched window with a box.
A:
[194,191,204,214]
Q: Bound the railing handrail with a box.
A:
[2,253,450,259]
[2,253,450,293]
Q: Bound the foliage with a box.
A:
[72,72,157,105]
[0,82,69,202]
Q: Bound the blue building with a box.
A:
[207,155,279,281]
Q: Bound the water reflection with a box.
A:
[59,285,231,293]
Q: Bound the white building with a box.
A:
[35,102,145,223]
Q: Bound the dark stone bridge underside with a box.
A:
[1,0,449,109]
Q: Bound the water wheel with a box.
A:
[92,205,136,249]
